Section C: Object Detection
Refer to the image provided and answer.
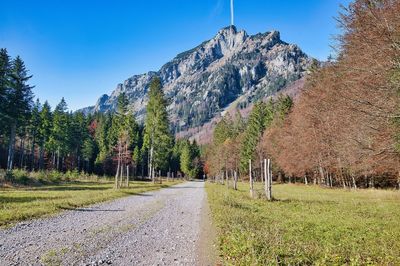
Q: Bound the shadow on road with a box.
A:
[61,207,125,212]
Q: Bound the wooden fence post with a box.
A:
[264,158,268,198]
[249,159,254,198]
[266,158,272,201]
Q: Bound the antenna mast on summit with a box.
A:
[230,0,235,26]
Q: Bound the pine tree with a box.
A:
[29,99,42,170]
[6,56,34,170]
[95,113,112,170]
[239,102,267,172]
[50,98,69,170]
[0,49,11,137]
[82,137,95,173]
[69,112,88,170]
[39,101,52,170]
[213,116,233,145]
[132,146,141,177]
[180,140,192,179]
[180,139,201,179]
[112,93,137,188]
[143,77,173,182]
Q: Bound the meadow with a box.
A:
[206,182,400,265]
[0,176,180,228]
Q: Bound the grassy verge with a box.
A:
[206,182,400,265]
[0,179,181,228]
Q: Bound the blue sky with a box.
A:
[0,0,351,111]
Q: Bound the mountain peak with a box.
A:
[82,28,313,132]
[219,25,237,34]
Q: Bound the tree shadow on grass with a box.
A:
[33,185,111,192]
[271,198,339,205]
[163,186,202,189]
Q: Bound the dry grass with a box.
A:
[206,182,400,265]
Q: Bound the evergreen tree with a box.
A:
[213,116,233,145]
[132,146,141,177]
[39,101,52,170]
[111,93,138,187]
[180,139,201,179]
[6,56,34,170]
[143,77,173,182]
[0,49,11,136]
[82,137,95,173]
[170,139,185,174]
[29,99,42,170]
[180,140,192,179]
[50,98,69,170]
[239,102,267,172]
[95,113,112,166]
[69,112,87,170]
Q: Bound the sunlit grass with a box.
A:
[206,182,400,265]
[0,180,180,228]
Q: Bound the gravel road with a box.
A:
[0,181,216,266]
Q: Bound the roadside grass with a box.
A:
[206,182,400,265]
[0,180,181,228]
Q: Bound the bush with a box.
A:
[65,169,80,181]
[12,169,30,185]
[1,169,104,185]
[47,170,63,183]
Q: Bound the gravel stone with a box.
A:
[0,181,210,265]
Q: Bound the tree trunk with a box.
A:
[150,145,155,183]
[397,171,400,190]
[19,138,25,169]
[115,158,120,189]
[39,145,44,170]
[319,165,325,186]
[249,159,254,198]
[351,174,357,190]
[7,123,16,171]
[398,172,400,190]
[31,136,35,171]
[141,161,144,180]
[233,170,238,190]
[126,165,129,187]
[56,147,60,171]
[369,176,374,189]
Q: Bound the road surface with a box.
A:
[0,181,216,265]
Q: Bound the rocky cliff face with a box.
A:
[82,26,313,132]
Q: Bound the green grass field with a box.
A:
[206,182,400,265]
[0,180,180,228]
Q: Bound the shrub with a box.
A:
[12,169,30,185]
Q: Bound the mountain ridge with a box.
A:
[80,26,313,133]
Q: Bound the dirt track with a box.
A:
[0,181,216,265]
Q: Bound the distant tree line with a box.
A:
[204,0,400,189]
[0,53,201,184]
